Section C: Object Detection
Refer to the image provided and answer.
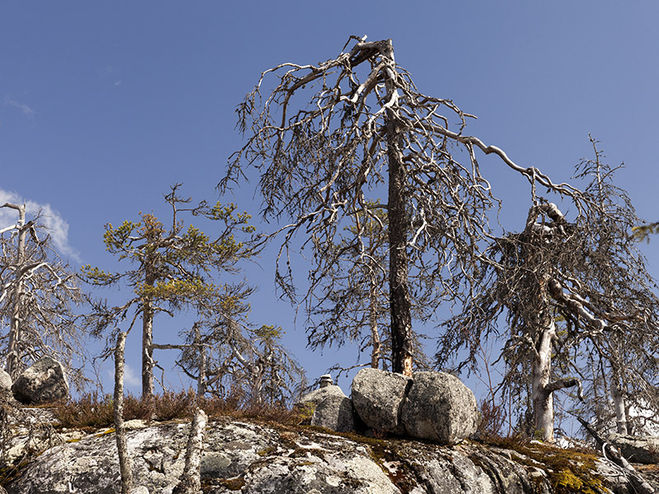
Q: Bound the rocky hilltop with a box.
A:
[1,363,657,493]
[2,411,657,494]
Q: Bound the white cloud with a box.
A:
[123,363,141,388]
[104,362,141,391]
[4,96,35,118]
[0,189,80,261]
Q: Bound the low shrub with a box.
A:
[53,390,304,430]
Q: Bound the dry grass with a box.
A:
[475,398,507,441]
[53,390,303,430]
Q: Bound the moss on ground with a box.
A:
[485,437,606,494]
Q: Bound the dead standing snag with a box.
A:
[0,202,82,381]
[225,36,581,375]
[439,143,658,442]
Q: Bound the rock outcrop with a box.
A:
[401,371,479,444]
[3,415,655,494]
[609,433,659,464]
[0,370,11,394]
[10,357,69,405]
[310,393,356,433]
[351,368,411,433]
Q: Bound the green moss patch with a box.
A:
[485,438,606,494]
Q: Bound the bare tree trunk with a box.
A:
[6,290,23,379]
[611,365,628,435]
[252,361,264,405]
[612,387,628,434]
[173,408,208,494]
[531,314,581,442]
[532,318,556,442]
[592,152,631,437]
[142,304,154,398]
[194,324,206,398]
[114,332,133,494]
[5,204,26,379]
[382,39,413,377]
[369,280,381,369]
[142,268,155,399]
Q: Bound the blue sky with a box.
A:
[1,2,657,399]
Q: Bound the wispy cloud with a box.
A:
[98,65,123,89]
[0,189,80,262]
[123,363,141,387]
[4,96,35,118]
[104,362,140,390]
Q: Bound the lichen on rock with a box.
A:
[4,415,655,494]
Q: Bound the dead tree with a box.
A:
[570,138,659,436]
[439,147,658,442]
[176,294,304,406]
[224,36,581,375]
[173,408,207,494]
[114,331,133,494]
[306,205,390,370]
[0,202,82,381]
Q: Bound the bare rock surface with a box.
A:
[10,357,69,405]
[0,370,11,394]
[351,368,411,433]
[401,371,479,444]
[0,402,67,468]
[310,394,356,433]
[5,414,652,494]
[608,433,659,464]
[10,417,659,493]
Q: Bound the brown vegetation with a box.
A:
[52,389,304,430]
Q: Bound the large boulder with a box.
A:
[11,357,69,405]
[295,386,347,411]
[351,368,411,433]
[401,371,479,444]
[0,369,11,394]
[310,394,356,433]
[295,375,347,411]
[608,433,659,464]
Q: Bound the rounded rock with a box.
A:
[351,368,411,433]
[0,369,12,393]
[401,371,479,444]
[11,357,69,405]
[311,394,356,433]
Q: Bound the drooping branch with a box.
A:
[545,377,582,397]
[227,36,588,376]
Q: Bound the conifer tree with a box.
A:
[82,185,259,398]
